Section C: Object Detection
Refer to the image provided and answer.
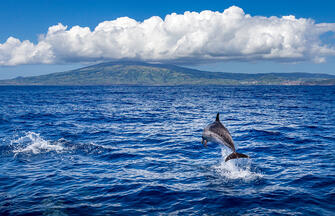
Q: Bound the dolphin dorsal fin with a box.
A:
[216,113,220,121]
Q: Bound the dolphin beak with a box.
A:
[202,138,207,148]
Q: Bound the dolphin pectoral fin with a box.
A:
[202,139,207,148]
[225,152,249,162]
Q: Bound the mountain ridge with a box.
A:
[1,61,334,86]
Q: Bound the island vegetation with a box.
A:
[1,61,334,86]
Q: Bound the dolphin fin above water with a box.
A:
[216,112,220,121]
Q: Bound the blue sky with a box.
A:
[0,0,335,79]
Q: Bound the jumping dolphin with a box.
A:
[202,113,249,162]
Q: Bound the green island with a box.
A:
[1,61,334,86]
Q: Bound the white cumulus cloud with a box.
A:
[1,6,335,66]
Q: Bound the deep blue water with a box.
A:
[0,85,335,215]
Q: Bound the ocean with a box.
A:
[0,85,334,215]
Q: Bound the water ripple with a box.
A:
[0,85,334,215]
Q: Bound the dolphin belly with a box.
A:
[206,131,234,151]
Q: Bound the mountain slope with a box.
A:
[0,61,334,86]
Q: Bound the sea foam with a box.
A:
[12,132,64,155]
[213,147,263,181]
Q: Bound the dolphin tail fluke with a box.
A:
[225,152,249,162]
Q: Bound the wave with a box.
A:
[11,132,65,155]
[212,147,262,181]
[9,131,120,157]
[247,128,281,136]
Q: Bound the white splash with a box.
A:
[12,132,64,154]
[213,147,263,181]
